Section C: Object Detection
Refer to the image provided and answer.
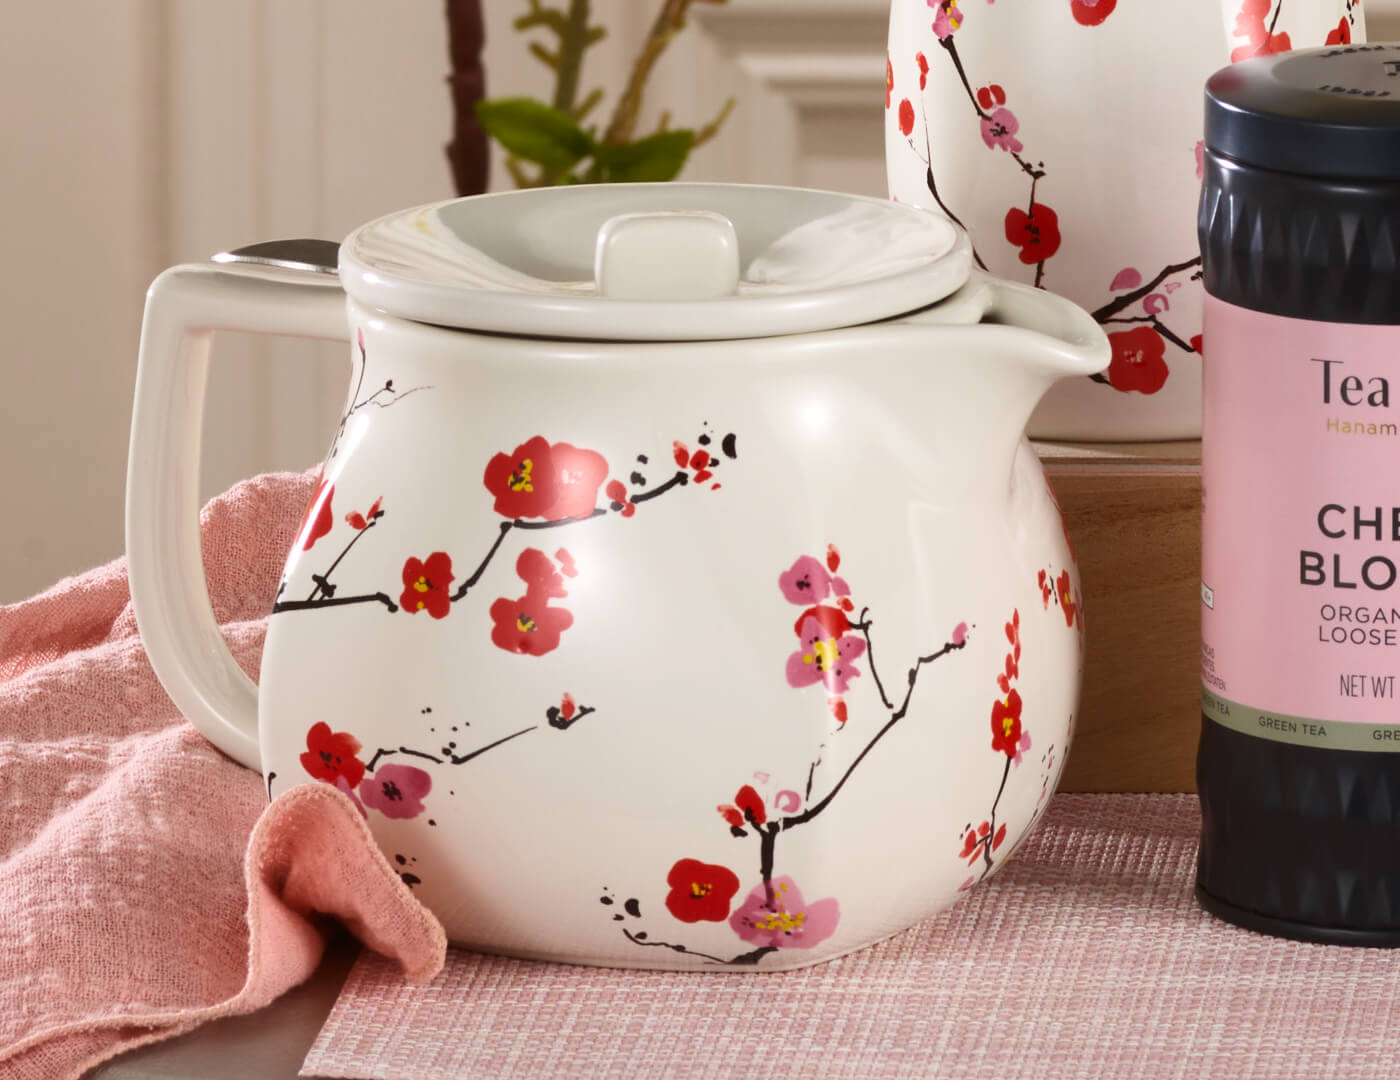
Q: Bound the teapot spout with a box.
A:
[900,271,1110,385]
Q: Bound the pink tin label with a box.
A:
[1202,296,1400,751]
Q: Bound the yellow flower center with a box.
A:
[753,910,806,932]
[413,576,430,594]
[516,614,538,633]
[1001,704,1016,738]
[509,458,535,493]
[690,882,712,898]
[802,637,839,672]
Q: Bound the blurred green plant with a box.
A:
[476,0,736,187]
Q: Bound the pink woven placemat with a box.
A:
[303,793,1400,1079]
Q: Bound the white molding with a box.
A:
[690,0,888,194]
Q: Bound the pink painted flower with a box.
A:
[787,614,866,695]
[1194,139,1205,181]
[360,764,432,819]
[979,107,1023,153]
[1110,267,1142,292]
[952,622,968,647]
[729,876,840,949]
[784,557,845,607]
[930,0,965,39]
[1014,728,1033,767]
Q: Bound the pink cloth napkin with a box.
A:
[0,472,446,1080]
[306,793,1400,1080]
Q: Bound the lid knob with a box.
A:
[594,210,740,301]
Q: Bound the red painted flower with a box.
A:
[489,593,574,656]
[300,721,366,788]
[345,496,383,532]
[1069,0,1117,26]
[1004,203,1061,265]
[482,436,608,522]
[298,478,335,551]
[1230,0,1292,61]
[664,858,741,923]
[1326,16,1350,45]
[605,479,636,518]
[1106,326,1169,395]
[401,552,455,618]
[885,54,894,108]
[792,603,851,640]
[515,547,567,599]
[991,689,1024,758]
[916,52,929,91]
[734,785,767,826]
[1057,569,1078,628]
[1038,568,1052,609]
[898,98,916,137]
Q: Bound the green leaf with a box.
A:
[593,130,695,183]
[475,97,595,170]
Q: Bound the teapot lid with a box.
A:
[338,183,971,341]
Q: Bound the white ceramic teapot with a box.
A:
[127,183,1107,971]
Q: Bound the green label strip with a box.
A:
[1202,686,1400,752]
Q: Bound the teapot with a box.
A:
[126,183,1108,971]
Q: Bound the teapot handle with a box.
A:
[126,260,348,770]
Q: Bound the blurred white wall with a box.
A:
[1,0,1394,603]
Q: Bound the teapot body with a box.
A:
[259,301,1086,970]
[886,0,1363,440]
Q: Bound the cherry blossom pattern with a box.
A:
[787,613,867,697]
[729,877,840,950]
[1326,15,1351,45]
[616,549,969,966]
[489,547,575,656]
[899,98,916,137]
[360,763,432,819]
[547,692,596,730]
[1069,0,1117,27]
[483,436,608,522]
[300,722,366,788]
[298,478,335,552]
[1056,568,1082,631]
[1005,203,1061,267]
[976,85,1021,153]
[328,328,431,462]
[1106,325,1169,395]
[1230,0,1292,62]
[401,552,455,618]
[931,0,966,40]
[959,608,1031,881]
[282,487,399,614]
[781,550,863,723]
[346,497,384,532]
[886,54,895,108]
[717,784,768,835]
[664,859,742,923]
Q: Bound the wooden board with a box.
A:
[1037,441,1201,793]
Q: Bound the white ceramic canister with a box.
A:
[886,0,1364,439]
[127,184,1108,971]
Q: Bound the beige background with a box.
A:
[0,0,1391,603]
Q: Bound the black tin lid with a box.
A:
[1205,44,1400,179]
